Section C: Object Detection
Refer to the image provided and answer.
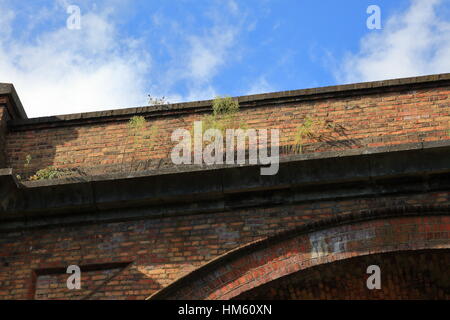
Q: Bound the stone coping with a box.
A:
[7,73,450,129]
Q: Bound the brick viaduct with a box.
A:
[0,74,449,299]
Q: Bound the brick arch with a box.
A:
[148,206,450,300]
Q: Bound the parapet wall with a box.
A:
[4,74,450,180]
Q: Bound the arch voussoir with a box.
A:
[149,206,450,300]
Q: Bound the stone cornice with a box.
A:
[1,141,450,232]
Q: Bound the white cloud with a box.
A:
[152,1,246,102]
[337,0,450,83]
[0,7,15,39]
[0,4,151,118]
[245,76,274,95]
[227,0,239,16]
[185,85,217,102]
[186,26,238,82]
[0,0,255,117]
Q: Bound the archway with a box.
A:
[149,206,450,300]
[235,249,450,299]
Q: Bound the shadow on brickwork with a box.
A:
[7,122,80,181]
[234,249,450,300]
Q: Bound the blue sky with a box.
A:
[0,0,449,117]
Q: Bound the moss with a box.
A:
[29,166,71,181]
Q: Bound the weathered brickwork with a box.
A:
[1,74,450,300]
[154,213,450,300]
[1,192,449,300]
[236,250,450,300]
[34,264,128,300]
[6,85,450,179]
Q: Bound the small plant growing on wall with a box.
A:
[128,116,146,144]
[188,96,244,151]
[17,154,33,180]
[212,96,239,116]
[191,96,245,140]
[128,115,146,131]
[293,116,327,154]
[25,154,32,168]
[127,116,160,153]
[148,95,169,106]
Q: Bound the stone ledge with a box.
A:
[19,139,450,188]
[1,142,450,231]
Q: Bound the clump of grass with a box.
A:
[128,116,146,132]
[293,116,326,154]
[194,96,244,135]
[212,96,239,116]
[188,96,244,150]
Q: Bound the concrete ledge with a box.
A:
[1,142,450,231]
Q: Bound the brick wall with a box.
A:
[0,191,449,300]
[34,265,129,300]
[5,85,450,180]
